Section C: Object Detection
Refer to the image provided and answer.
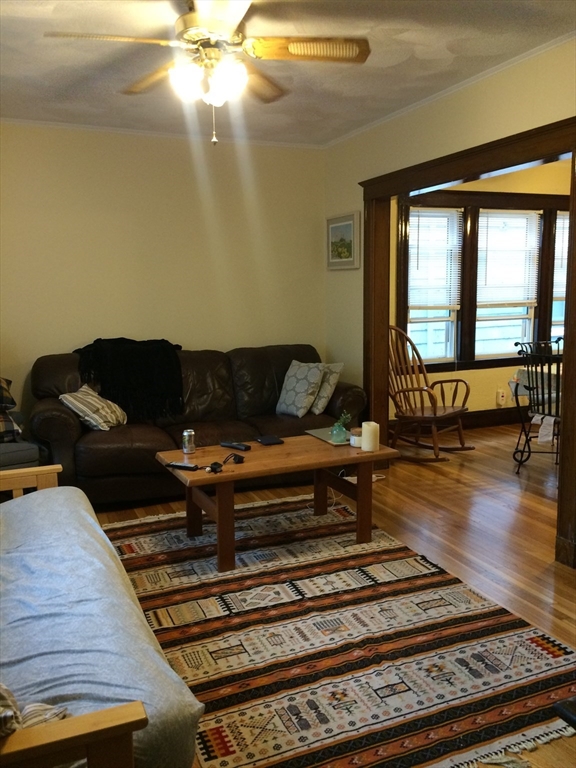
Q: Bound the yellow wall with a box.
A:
[451,159,571,194]
[1,39,574,415]
[0,124,326,410]
[323,39,576,411]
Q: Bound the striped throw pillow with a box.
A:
[0,684,69,736]
[60,385,127,431]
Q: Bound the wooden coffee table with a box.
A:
[156,435,399,572]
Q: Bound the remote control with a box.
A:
[220,441,251,451]
[166,462,199,471]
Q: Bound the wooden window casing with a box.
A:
[359,117,576,567]
[396,191,569,372]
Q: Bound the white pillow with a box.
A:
[276,361,324,418]
[310,362,344,415]
[60,385,127,431]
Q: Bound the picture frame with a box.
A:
[326,212,360,270]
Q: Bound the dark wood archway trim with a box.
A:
[361,117,576,198]
[360,117,576,567]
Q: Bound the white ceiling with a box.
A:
[1,0,575,146]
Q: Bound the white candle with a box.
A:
[361,421,380,452]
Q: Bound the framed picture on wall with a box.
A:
[326,212,360,270]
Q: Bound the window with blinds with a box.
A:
[407,208,463,360]
[398,192,568,366]
[475,210,541,357]
[552,211,569,339]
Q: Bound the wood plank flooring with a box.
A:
[97,425,575,768]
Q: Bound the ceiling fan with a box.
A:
[44,0,371,108]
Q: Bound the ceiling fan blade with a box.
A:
[243,37,370,63]
[122,61,175,95]
[44,31,181,48]
[243,61,288,104]
[193,1,252,39]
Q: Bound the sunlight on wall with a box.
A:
[324,38,576,408]
[0,123,325,410]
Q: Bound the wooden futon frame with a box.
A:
[0,465,148,768]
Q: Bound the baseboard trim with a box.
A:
[462,407,526,429]
[555,536,576,568]
[388,407,525,433]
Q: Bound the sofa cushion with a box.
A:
[310,362,344,415]
[60,385,127,431]
[229,345,322,420]
[163,420,259,449]
[159,350,236,425]
[276,360,324,417]
[75,424,177,477]
[0,440,39,469]
[246,410,334,438]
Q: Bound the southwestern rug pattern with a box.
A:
[104,497,576,768]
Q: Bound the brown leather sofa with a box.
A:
[30,344,367,505]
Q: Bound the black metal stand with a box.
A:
[512,339,563,474]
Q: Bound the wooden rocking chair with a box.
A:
[388,326,474,461]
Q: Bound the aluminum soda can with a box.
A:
[182,429,196,454]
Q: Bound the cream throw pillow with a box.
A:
[60,385,127,430]
[276,361,324,418]
[310,362,344,415]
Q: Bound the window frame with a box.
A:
[407,206,464,361]
[396,190,569,372]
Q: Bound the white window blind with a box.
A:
[477,210,541,307]
[408,208,463,309]
[553,212,569,299]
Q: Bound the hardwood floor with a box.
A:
[97,425,575,767]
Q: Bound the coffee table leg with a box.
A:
[355,462,373,543]
[313,469,328,517]
[186,487,203,537]
[215,481,236,572]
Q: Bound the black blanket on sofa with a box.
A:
[75,338,184,421]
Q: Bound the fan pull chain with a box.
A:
[211,105,218,145]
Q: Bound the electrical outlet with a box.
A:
[496,388,506,406]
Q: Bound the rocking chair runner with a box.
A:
[388,326,474,460]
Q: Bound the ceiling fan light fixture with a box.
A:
[169,61,204,102]
[202,58,248,107]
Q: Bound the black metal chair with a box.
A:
[512,338,563,473]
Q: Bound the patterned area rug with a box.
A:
[104,497,576,768]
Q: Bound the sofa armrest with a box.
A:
[325,381,367,426]
[0,701,148,768]
[29,399,82,486]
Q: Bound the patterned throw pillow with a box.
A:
[0,377,17,412]
[0,412,22,443]
[276,361,324,418]
[0,684,21,737]
[310,362,344,415]
[60,385,127,431]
